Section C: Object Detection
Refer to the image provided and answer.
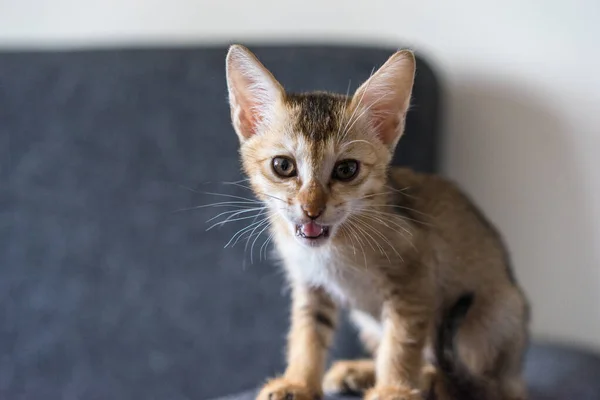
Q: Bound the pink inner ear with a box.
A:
[229,68,279,139]
[350,82,409,146]
[236,96,261,138]
[373,112,401,145]
[355,92,404,146]
[239,109,258,138]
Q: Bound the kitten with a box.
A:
[224,45,529,400]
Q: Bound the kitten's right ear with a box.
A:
[226,45,284,142]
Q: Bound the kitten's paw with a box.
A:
[323,360,375,394]
[364,386,421,400]
[256,378,320,400]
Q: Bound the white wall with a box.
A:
[2,1,599,350]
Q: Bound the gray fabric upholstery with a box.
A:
[1,45,440,400]
[215,343,600,400]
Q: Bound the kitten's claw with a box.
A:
[256,378,320,400]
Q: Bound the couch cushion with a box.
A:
[213,343,600,400]
[1,45,440,399]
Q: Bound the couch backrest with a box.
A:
[0,45,440,399]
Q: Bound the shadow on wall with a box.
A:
[442,76,600,350]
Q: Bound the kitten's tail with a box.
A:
[428,293,499,400]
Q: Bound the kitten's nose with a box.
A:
[301,204,324,220]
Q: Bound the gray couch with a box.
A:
[1,45,599,400]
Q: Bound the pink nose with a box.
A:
[301,204,324,220]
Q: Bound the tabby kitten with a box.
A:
[224,45,529,400]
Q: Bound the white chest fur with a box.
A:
[278,240,385,318]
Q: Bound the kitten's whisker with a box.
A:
[352,223,371,269]
[258,192,286,203]
[244,218,271,254]
[219,183,286,204]
[357,207,433,227]
[202,191,262,203]
[178,184,203,194]
[260,233,274,261]
[226,222,262,248]
[338,225,356,256]
[221,181,254,191]
[206,207,266,223]
[353,191,394,201]
[173,201,257,213]
[236,220,269,250]
[354,208,413,233]
[221,178,251,185]
[225,218,268,248]
[344,220,368,268]
[250,222,272,264]
[354,214,402,262]
[348,216,381,255]
[384,184,412,194]
[352,208,415,251]
[340,139,376,150]
[355,212,409,234]
[206,210,268,231]
[351,216,391,263]
[384,184,421,200]
[377,204,433,218]
[362,208,433,227]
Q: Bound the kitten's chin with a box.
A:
[294,221,331,248]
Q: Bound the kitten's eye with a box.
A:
[272,156,297,178]
[333,159,359,181]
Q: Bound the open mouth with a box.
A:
[295,222,330,241]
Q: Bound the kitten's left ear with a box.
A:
[226,45,284,142]
[351,50,416,149]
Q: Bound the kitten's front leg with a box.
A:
[257,284,337,400]
[365,299,430,400]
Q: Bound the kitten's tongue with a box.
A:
[300,221,324,237]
